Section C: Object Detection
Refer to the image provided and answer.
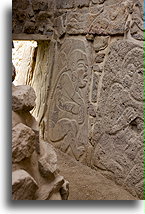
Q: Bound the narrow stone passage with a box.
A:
[56,149,137,200]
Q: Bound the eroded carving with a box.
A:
[92,40,143,198]
[47,38,90,161]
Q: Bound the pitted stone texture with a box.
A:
[89,3,128,35]
[12,169,38,200]
[91,40,143,199]
[12,85,36,112]
[95,53,105,63]
[93,36,109,52]
[130,0,143,41]
[66,1,130,35]
[66,10,89,35]
[12,123,35,163]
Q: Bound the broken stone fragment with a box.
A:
[60,180,69,200]
[12,84,36,112]
[12,123,35,163]
[35,175,64,200]
[38,141,59,178]
[49,192,62,200]
[12,169,38,200]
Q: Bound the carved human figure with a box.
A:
[48,46,89,161]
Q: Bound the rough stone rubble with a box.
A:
[12,66,69,200]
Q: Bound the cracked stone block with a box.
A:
[12,169,38,200]
[12,123,35,163]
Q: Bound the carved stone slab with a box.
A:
[91,39,143,198]
[46,38,91,162]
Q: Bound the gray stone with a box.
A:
[92,64,102,72]
[12,85,36,112]
[91,40,143,198]
[92,0,105,4]
[91,73,100,103]
[12,123,35,163]
[56,0,74,9]
[38,141,59,178]
[46,38,91,161]
[95,53,105,63]
[12,169,38,200]
[23,21,36,34]
[93,36,109,52]
[35,176,64,200]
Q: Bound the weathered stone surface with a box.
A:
[93,36,109,52]
[12,123,35,163]
[54,15,66,38]
[12,110,39,133]
[56,0,90,9]
[130,0,143,41]
[66,11,89,35]
[91,40,143,198]
[74,0,90,8]
[23,21,36,34]
[89,2,130,35]
[56,0,74,9]
[92,0,105,4]
[92,64,102,72]
[46,38,91,162]
[38,141,59,178]
[12,0,143,200]
[12,85,36,112]
[86,34,94,41]
[60,180,69,200]
[35,176,64,200]
[12,169,38,200]
[95,53,105,63]
[49,192,62,200]
[91,73,100,103]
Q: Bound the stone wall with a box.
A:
[12,0,144,199]
[12,67,69,200]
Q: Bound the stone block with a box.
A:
[12,123,35,163]
[12,169,38,200]
[12,85,36,112]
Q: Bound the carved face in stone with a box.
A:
[69,50,88,89]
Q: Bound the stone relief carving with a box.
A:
[47,38,91,161]
[91,40,143,198]
[12,0,144,199]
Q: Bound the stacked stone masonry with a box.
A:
[12,68,69,200]
[12,0,144,199]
